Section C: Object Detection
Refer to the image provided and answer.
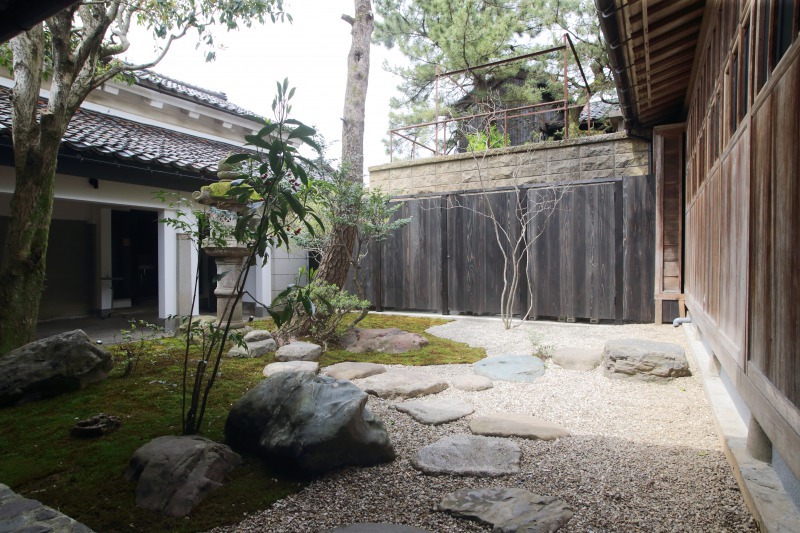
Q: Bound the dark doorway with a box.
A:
[111,209,158,307]
[199,249,217,313]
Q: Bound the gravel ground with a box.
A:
[214,318,756,532]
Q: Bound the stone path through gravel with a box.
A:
[212,318,756,532]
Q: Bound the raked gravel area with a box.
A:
[214,318,756,532]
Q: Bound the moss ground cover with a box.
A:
[0,314,483,531]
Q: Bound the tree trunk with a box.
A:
[314,0,373,290]
[0,147,60,354]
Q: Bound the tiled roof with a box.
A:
[0,86,245,176]
[579,101,620,122]
[133,70,262,121]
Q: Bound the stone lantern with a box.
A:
[192,156,257,330]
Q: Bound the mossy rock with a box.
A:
[201,181,262,202]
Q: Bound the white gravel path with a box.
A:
[215,318,756,532]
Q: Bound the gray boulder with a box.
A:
[247,338,277,357]
[437,487,573,532]
[411,434,521,477]
[244,329,272,342]
[340,328,429,354]
[473,354,545,383]
[603,339,691,382]
[225,372,395,475]
[0,330,113,407]
[274,341,322,362]
[322,362,386,381]
[355,371,448,400]
[125,435,241,517]
[450,375,494,391]
[262,361,319,378]
[552,347,603,371]
[470,413,571,440]
[392,399,474,425]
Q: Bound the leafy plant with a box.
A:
[466,123,510,152]
[160,80,322,435]
[114,319,166,378]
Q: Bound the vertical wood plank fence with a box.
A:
[352,175,655,322]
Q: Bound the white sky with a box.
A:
[123,0,404,181]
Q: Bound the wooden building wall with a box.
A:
[683,0,800,480]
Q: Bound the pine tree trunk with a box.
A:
[314,0,373,290]
[0,146,59,354]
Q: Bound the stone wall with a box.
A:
[368,132,650,195]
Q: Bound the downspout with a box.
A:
[595,0,636,130]
[673,317,692,327]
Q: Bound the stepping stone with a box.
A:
[552,347,602,371]
[325,524,432,533]
[437,487,573,532]
[244,329,272,342]
[322,362,386,381]
[473,354,545,382]
[451,375,493,391]
[274,341,322,362]
[470,412,570,440]
[356,371,448,400]
[392,399,474,425]
[603,339,690,382]
[411,434,520,477]
[247,338,277,357]
[340,328,429,354]
[262,361,319,378]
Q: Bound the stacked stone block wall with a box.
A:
[368,132,650,195]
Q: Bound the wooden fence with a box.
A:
[352,175,655,322]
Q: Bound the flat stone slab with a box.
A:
[392,399,474,425]
[274,341,322,362]
[473,354,545,383]
[0,483,93,532]
[262,361,319,378]
[437,487,573,532]
[450,375,494,391]
[356,371,448,400]
[552,347,603,371]
[325,524,432,533]
[470,412,571,440]
[340,328,429,354]
[322,362,386,381]
[603,339,690,382]
[411,434,521,477]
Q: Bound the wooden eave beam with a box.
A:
[630,5,705,42]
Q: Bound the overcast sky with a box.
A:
[124,0,404,181]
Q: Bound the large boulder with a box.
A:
[411,435,520,477]
[437,487,573,532]
[340,328,429,354]
[125,435,241,517]
[603,339,691,382]
[0,330,113,407]
[225,372,395,475]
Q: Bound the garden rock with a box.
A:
[392,399,474,425]
[0,330,113,407]
[437,487,573,532]
[322,362,386,381]
[451,375,494,391]
[470,413,571,441]
[225,371,395,475]
[274,341,322,362]
[262,361,319,378]
[355,370,448,400]
[473,354,545,383]
[70,413,121,439]
[124,435,241,517]
[340,328,429,354]
[552,347,603,371]
[244,329,272,342]
[0,483,93,532]
[247,338,277,357]
[326,525,432,533]
[411,434,520,477]
[603,339,691,382]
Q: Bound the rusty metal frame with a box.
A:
[389,35,593,161]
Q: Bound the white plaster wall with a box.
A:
[270,246,309,301]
